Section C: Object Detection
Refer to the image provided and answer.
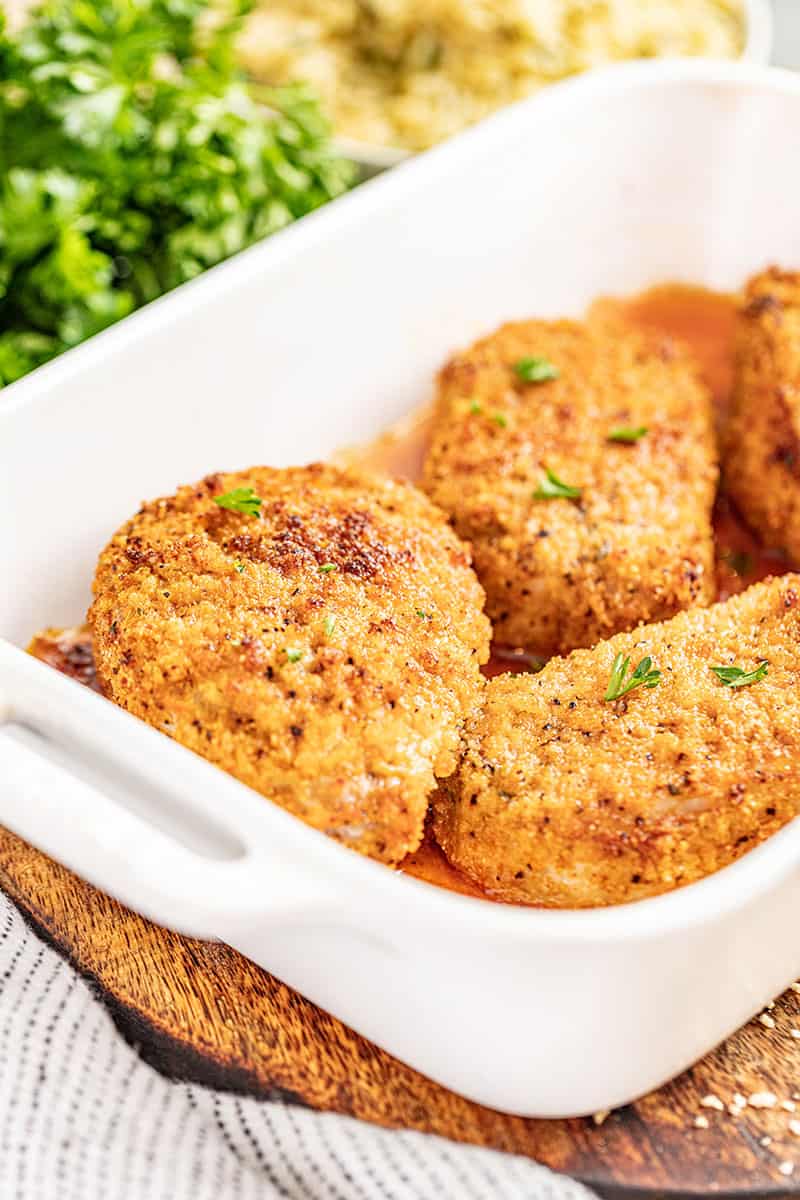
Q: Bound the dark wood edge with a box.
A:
[2,882,796,1200]
[0,883,307,1106]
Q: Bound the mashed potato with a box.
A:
[239,0,746,150]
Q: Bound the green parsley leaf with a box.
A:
[604,653,661,702]
[493,412,508,428]
[213,487,262,518]
[285,648,303,664]
[234,561,246,574]
[608,425,648,444]
[324,615,337,637]
[711,661,768,688]
[318,563,338,574]
[416,609,431,619]
[513,356,559,384]
[533,468,582,501]
[469,399,482,415]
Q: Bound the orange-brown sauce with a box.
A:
[29,284,791,899]
[29,626,102,693]
[594,283,738,420]
[343,402,436,483]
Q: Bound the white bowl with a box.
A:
[2,61,800,1119]
[336,0,774,172]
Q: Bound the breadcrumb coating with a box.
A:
[434,576,800,907]
[422,318,718,656]
[725,268,800,563]
[89,463,490,864]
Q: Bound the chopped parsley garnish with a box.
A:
[318,563,338,574]
[469,399,483,415]
[213,487,262,517]
[604,653,661,702]
[493,412,509,429]
[513,356,559,384]
[711,661,768,688]
[0,0,354,388]
[416,609,431,619]
[533,468,582,501]
[608,425,648,444]
[324,615,337,637]
[234,562,246,574]
[285,648,303,663]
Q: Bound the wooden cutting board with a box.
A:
[1,827,798,1200]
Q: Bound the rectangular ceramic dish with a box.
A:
[2,60,800,1119]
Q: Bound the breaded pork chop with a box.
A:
[725,268,800,564]
[434,576,800,907]
[423,319,718,656]
[90,463,491,864]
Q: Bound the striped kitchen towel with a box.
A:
[0,892,594,1200]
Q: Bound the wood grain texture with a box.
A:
[1,827,799,1200]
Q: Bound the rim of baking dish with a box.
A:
[3,59,800,945]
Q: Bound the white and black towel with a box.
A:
[0,892,595,1200]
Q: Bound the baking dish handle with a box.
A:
[0,642,329,940]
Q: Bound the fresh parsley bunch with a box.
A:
[0,0,354,386]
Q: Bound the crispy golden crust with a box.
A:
[434,576,800,907]
[422,319,718,656]
[90,463,490,865]
[725,268,800,563]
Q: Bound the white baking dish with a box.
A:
[2,61,800,1120]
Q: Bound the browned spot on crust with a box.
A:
[263,509,414,580]
[124,537,159,568]
[743,292,783,321]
